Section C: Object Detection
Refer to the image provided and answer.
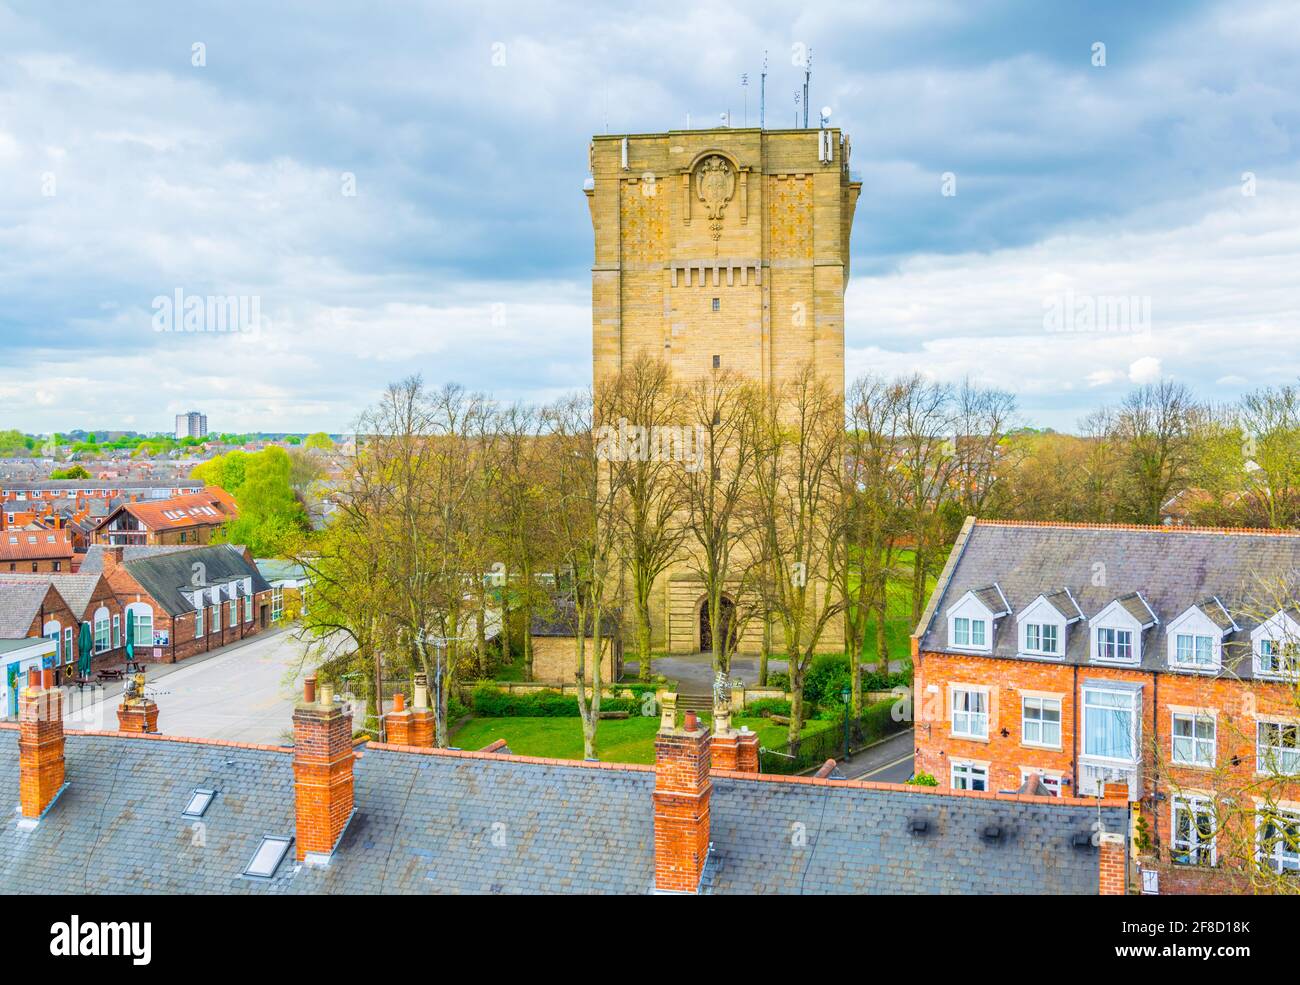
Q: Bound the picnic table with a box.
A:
[96,668,125,682]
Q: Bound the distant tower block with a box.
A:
[585,126,860,398]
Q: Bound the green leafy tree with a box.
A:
[303,431,335,450]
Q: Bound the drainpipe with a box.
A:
[1071,664,1079,795]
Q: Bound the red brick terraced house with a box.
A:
[92,487,237,548]
[89,543,274,663]
[0,572,125,694]
[913,519,1300,894]
[0,526,75,574]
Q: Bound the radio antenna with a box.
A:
[802,49,812,128]
[760,50,767,129]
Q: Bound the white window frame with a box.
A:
[1257,720,1300,777]
[950,686,989,740]
[271,588,284,622]
[63,626,73,665]
[194,604,203,637]
[1256,806,1300,874]
[43,620,62,663]
[244,594,253,624]
[126,603,153,652]
[1023,622,1059,656]
[1081,684,1140,765]
[1252,612,1300,680]
[1021,695,1062,750]
[228,599,237,628]
[945,591,1000,654]
[1171,712,1216,768]
[93,606,110,654]
[1089,599,1147,666]
[950,760,989,792]
[211,603,220,633]
[111,614,121,649]
[1095,625,1134,664]
[1171,795,1217,867]
[1167,606,1224,672]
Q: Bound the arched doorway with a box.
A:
[699,595,735,654]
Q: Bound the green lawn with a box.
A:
[449,714,835,764]
[848,547,934,666]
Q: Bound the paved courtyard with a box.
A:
[63,627,312,745]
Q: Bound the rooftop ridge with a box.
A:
[976,518,1300,537]
[0,726,1130,810]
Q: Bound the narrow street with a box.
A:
[63,627,311,745]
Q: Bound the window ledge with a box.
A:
[1021,741,1063,752]
[949,732,990,744]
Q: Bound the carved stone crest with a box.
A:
[695,155,735,239]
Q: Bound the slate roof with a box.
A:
[0,573,103,620]
[78,543,194,573]
[918,520,1300,677]
[119,545,271,617]
[1040,588,1084,622]
[0,729,1127,895]
[0,581,53,638]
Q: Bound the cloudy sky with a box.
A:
[1,0,1297,434]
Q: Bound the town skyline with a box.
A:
[2,0,1297,432]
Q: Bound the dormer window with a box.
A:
[1090,593,1156,666]
[1167,599,1234,672]
[945,584,1009,654]
[1251,611,1300,679]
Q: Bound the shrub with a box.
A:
[803,654,851,707]
[469,684,639,718]
[764,672,790,690]
[906,772,937,787]
[743,697,791,718]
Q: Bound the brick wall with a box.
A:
[916,648,1300,891]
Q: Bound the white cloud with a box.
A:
[1128,357,1163,384]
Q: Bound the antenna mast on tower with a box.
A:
[802,49,812,128]
[760,50,767,129]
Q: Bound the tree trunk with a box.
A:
[758,615,770,686]
[787,672,804,751]
[475,604,487,677]
[636,608,653,681]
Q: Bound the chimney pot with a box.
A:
[684,709,699,731]
[303,675,317,703]
[392,692,406,712]
[41,668,53,690]
[319,683,334,708]
[27,667,39,690]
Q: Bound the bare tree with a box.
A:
[600,354,689,681]
[1108,380,1201,524]
[749,366,847,745]
[542,391,622,760]
[493,401,549,679]
[895,376,957,625]
[675,369,762,675]
[1239,383,1300,528]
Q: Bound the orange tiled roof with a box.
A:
[0,527,75,561]
[116,488,237,531]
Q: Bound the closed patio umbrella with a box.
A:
[124,612,134,665]
[77,622,92,677]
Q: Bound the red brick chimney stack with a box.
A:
[653,708,712,893]
[1099,831,1127,895]
[384,690,412,745]
[292,676,355,861]
[116,671,159,733]
[408,673,435,748]
[19,668,66,820]
[710,697,761,774]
